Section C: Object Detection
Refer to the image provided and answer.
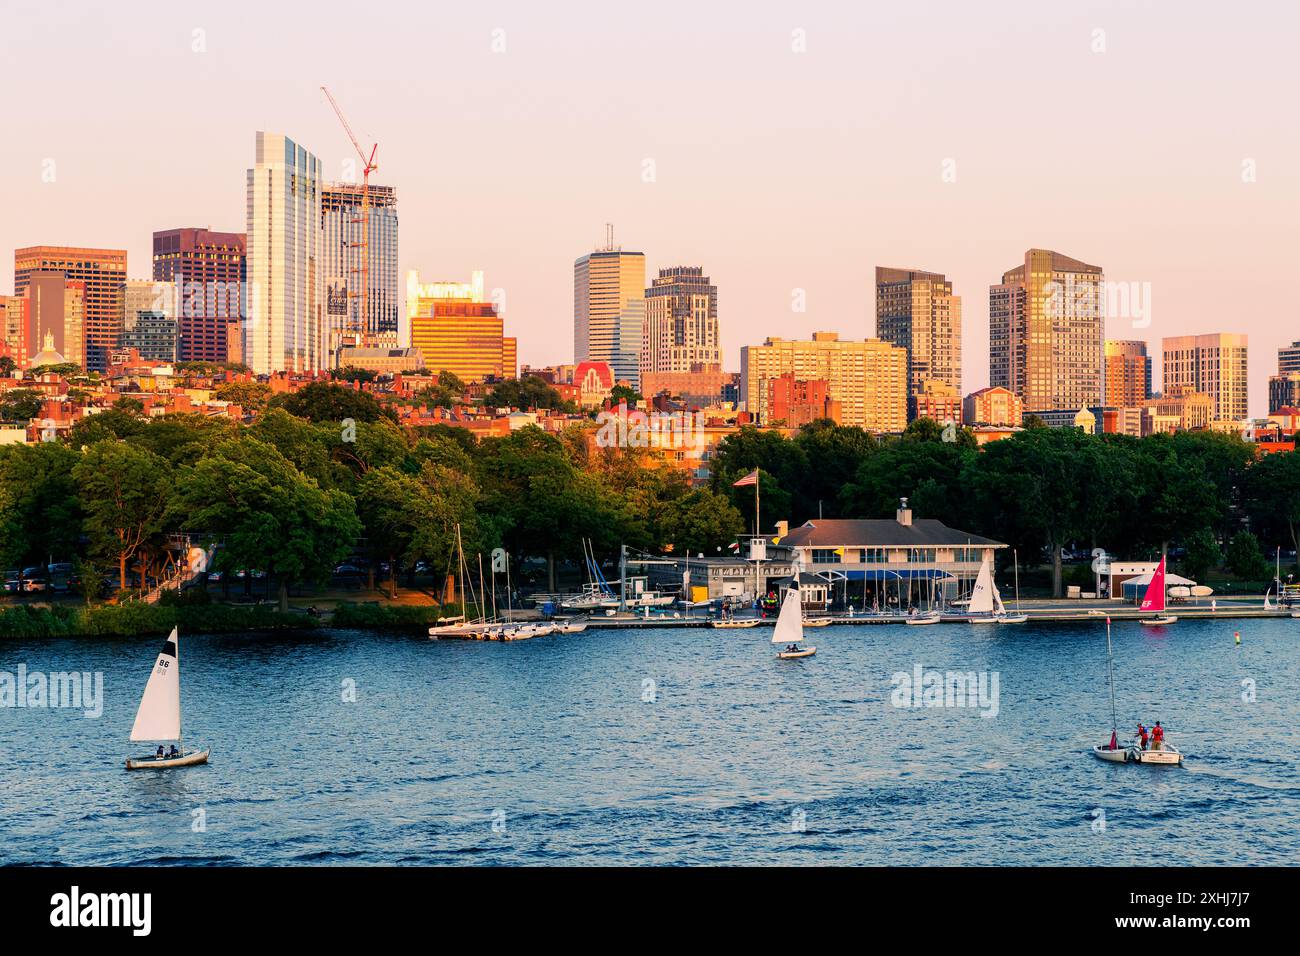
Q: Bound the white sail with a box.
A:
[772,586,805,644]
[130,627,182,742]
[992,579,1006,615]
[968,554,995,615]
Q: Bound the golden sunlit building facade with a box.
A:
[740,332,907,433]
[1162,333,1248,424]
[990,249,1103,412]
[407,269,516,383]
[875,267,961,420]
[14,246,125,372]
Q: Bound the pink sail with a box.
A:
[1139,556,1167,613]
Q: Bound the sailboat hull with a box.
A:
[905,614,941,625]
[1143,615,1178,626]
[1130,745,1183,766]
[126,748,210,770]
[777,647,816,659]
[1092,744,1130,763]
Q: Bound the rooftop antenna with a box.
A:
[603,223,619,252]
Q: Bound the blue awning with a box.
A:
[815,568,954,582]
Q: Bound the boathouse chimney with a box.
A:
[896,497,912,527]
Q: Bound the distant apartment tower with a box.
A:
[321,183,399,356]
[1104,340,1152,407]
[990,249,1104,412]
[19,272,85,369]
[574,232,645,387]
[641,266,720,377]
[244,132,324,374]
[875,267,962,420]
[768,373,840,428]
[1279,341,1300,375]
[0,295,25,367]
[407,270,516,383]
[963,386,1023,427]
[14,246,126,372]
[152,227,246,365]
[119,279,178,364]
[740,332,907,433]
[1162,333,1248,422]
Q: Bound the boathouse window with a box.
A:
[812,549,838,564]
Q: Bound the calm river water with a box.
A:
[1,617,1296,865]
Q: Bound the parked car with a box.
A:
[2,570,21,593]
[21,567,50,593]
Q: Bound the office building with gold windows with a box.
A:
[407,269,516,382]
[1104,340,1152,407]
[14,246,125,372]
[740,332,907,433]
[1162,333,1248,423]
[990,249,1103,412]
[875,267,961,420]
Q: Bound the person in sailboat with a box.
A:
[1137,723,1149,750]
[1151,721,1164,751]
[168,744,179,759]
[156,745,165,759]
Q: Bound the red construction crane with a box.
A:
[321,86,379,350]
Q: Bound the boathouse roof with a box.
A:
[778,519,1005,550]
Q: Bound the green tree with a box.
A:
[168,436,361,610]
[0,388,44,422]
[272,381,396,424]
[1243,450,1300,558]
[0,443,83,569]
[214,381,272,414]
[73,443,170,591]
[1181,528,1222,582]
[658,488,745,557]
[1225,531,1270,582]
[485,375,575,412]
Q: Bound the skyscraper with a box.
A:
[119,279,178,364]
[407,270,516,383]
[1104,340,1152,407]
[740,332,908,433]
[152,227,246,365]
[321,183,399,356]
[1278,341,1300,375]
[0,296,25,368]
[574,231,645,387]
[875,267,962,420]
[19,272,84,369]
[1162,333,1249,423]
[989,249,1103,413]
[14,246,126,372]
[641,266,720,376]
[244,132,324,374]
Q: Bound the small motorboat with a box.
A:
[777,646,816,659]
[555,620,588,634]
[711,619,759,629]
[1092,743,1130,763]
[905,612,941,626]
[995,614,1029,624]
[1129,743,1183,766]
[1144,615,1178,626]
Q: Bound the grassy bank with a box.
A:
[329,602,463,630]
[0,602,320,639]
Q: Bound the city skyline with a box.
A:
[1,1,1296,416]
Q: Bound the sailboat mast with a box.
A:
[505,551,513,623]
[1105,617,1118,736]
[1014,549,1021,612]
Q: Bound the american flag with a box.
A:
[732,469,759,488]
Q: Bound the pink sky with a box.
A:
[2,0,1296,416]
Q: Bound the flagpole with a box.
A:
[754,473,760,538]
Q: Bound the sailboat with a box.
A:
[967,553,1023,623]
[1092,616,1129,763]
[773,585,816,659]
[1139,556,1178,625]
[125,627,210,770]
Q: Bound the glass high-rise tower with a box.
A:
[574,233,645,387]
[321,183,399,358]
[875,267,962,421]
[244,132,324,374]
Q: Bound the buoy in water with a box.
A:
[1235,631,1241,645]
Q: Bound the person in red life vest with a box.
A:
[1108,730,1119,751]
[1151,721,1164,751]
[1137,723,1149,750]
